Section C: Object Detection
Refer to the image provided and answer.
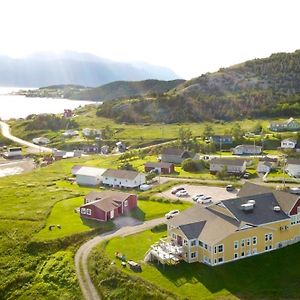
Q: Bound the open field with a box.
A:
[90,228,300,300]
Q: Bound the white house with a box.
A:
[76,167,106,186]
[209,158,247,174]
[281,138,297,149]
[286,159,300,178]
[3,147,22,158]
[232,144,262,155]
[102,169,146,188]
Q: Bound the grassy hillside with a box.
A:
[96,50,300,123]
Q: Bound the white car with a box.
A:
[176,190,189,197]
[140,184,151,191]
[192,194,204,201]
[165,210,180,219]
[197,196,212,204]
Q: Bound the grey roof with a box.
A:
[259,156,278,163]
[71,165,83,175]
[145,161,174,168]
[222,193,290,225]
[238,182,299,214]
[83,190,134,212]
[179,221,206,239]
[161,148,192,157]
[210,158,246,167]
[102,169,141,180]
[235,144,262,149]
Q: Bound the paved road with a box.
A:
[75,217,165,300]
[0,121,52,153]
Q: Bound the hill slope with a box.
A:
[71,79,185,101]
[0,51,179,87]
[97,50,300,123]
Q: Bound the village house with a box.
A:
[257,156,278,174]
[63,109,73,118]
[232,144,262,155]
[286,158,300,178]
[75,166,106,186]
[209,135,233,145]
[82,128,102,138]
[269,117,300,132]
[147,183,300,266]
[209,158,247,174]
[161,148,195,164]
[80,190,137,222]
[116,141,127,153]
[281,138,297,149]
[144,161,175,174]
[102,169,146,188]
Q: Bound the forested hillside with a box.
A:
[96,50,300,123]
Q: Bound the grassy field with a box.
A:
[91,228,300,300]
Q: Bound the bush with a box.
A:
[182,158,204,172]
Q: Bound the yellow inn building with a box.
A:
[156,183,300,266]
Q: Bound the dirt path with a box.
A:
[0,121,52,153]
[75,217,165,300]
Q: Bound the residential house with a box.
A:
[257,156,278,174]
[32,137,50,145]
[161,148,195,164]
[209,158,247,174]
[232,144,262,155]
[83,128,102,138]
[116,141,127,153]
[148,183,300,266]
[3,147,22,158]
[63,109,73,118]
[286,159,300,178]
[144,162,175,174]
[75,166,106,186]
[269,118,300,132]
[102,169,146,188]
[281,138,297,149]
[80,190,137,222]
[209,135,233,145]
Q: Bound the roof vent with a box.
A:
[273,206,281,212]
[241,203,254,211]
[247,200,256,206]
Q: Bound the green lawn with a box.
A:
[130,200,192,221]
[100,229,300,300]
[34,197,114,241]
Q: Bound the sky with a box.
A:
[0,0,299,79]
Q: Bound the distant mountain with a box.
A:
[0,51,179,87]
[96,50,300,123]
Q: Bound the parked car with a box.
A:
[243,172,250,179]
[176,190,189,197]
[226,184,234,192]
[197,196,212,204]
[289,187,300,195]
[171,187,185,194]
[192,194,204,201]
[140,184,151,191]
[165,210,180,219]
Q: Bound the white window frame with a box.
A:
[234,253,238,259]
[81,208,86,214]
[217,244,224,253]
[124,200,128,207]
[252,236,257,245]
[234,240,238,250]
[190,239,197,247]
[86,208,92,216]
[241,239,245,247]
[190,252,197,259]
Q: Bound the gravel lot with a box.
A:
[0,158,35,177]
[157,184,239,204]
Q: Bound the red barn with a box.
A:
[144,161,175,174]
[80,190,137,222]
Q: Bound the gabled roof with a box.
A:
[102,169,141,180]
[234,144,262,150]
[83,190,134,212]
[161,148,192,157]
[210,158,246,167]
[145,161,174,168]
[282,138,297,143]
[179,221,206,240]
[221,193,289,226]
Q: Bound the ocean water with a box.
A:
[0,87,95,120]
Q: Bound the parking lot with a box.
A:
[157,184,239,204]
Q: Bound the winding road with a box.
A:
[0,120,52,153]
[75,217,165,300]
